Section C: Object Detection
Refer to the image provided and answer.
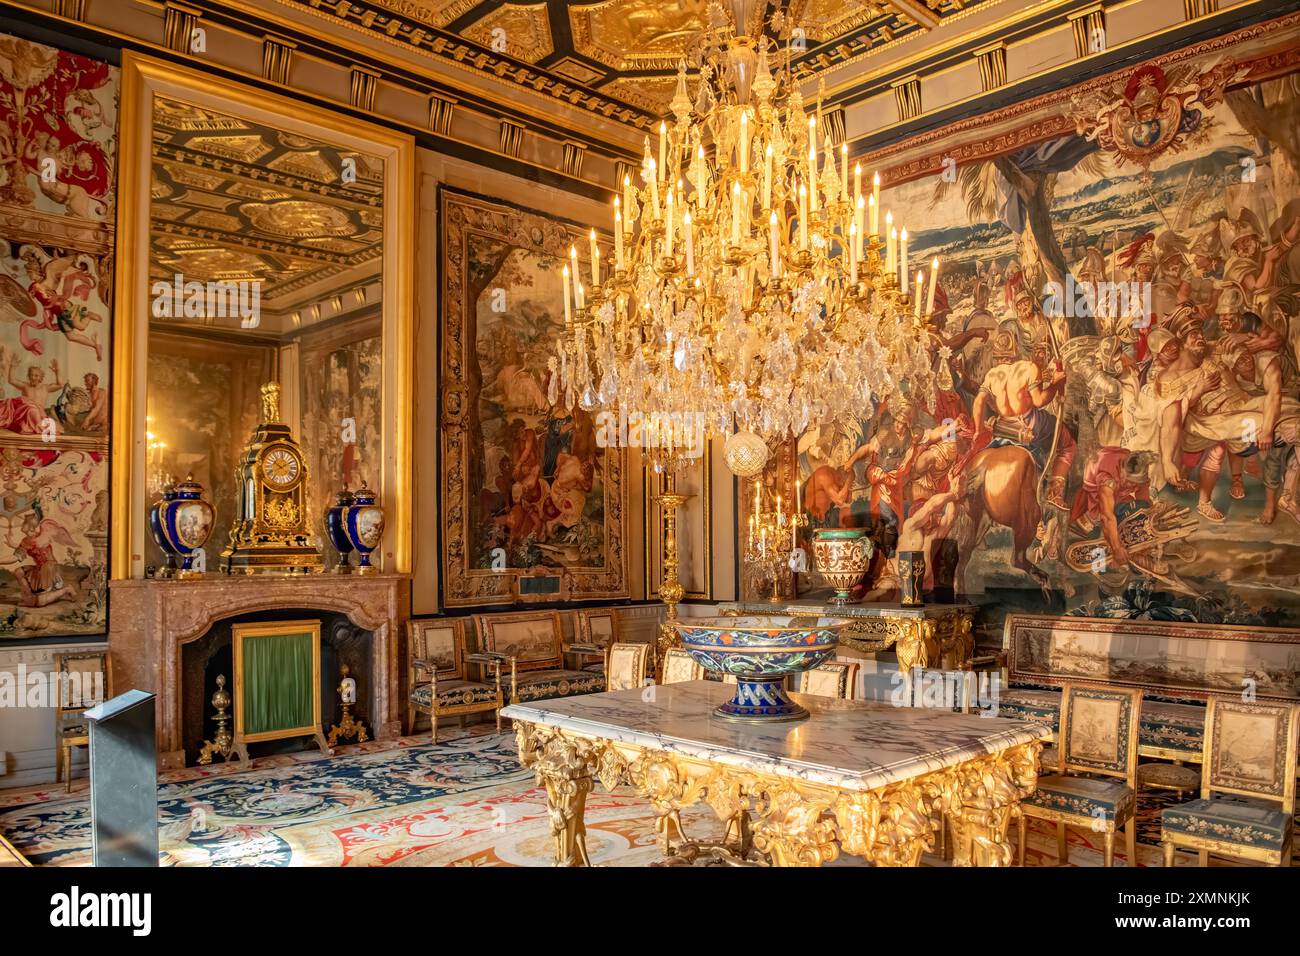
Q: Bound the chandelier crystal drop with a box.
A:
[551,5,938,475]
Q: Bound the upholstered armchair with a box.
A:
[789,660,860,699]
[54,651,111,793]
[569,608,620,676]
[1161,697,1299,867]
[660,648,704,684]
[1017,683,1142,867]
[407,619,503,744]
[603,642,651,692]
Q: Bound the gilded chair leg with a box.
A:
[431,711,438,745]
[64,745,73,793]
[1103,830,1115,867]
[1197,849,1209,867]
[1017,814,1027,867]
[406,705,414,737]
[55,742,64,788]
[1057,822,1069,864]
[1124,818,1137,866]
[1163,840,1175,867]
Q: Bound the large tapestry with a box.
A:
[0,33,116,640]
[792,23,1300,635]
[439,188,627,607]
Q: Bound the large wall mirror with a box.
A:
[114,54,413,579]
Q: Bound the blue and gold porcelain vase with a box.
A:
[674,615,853,721]
[342,482,385,575]
[324,487,356,573]
[148,474,215,579]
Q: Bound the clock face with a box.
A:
[261,446,302,487]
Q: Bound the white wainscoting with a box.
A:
[0,642,106,790]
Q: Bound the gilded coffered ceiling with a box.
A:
[149,96,385,324]
[278,0,1004,123]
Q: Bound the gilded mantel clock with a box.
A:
[222,382,324,574]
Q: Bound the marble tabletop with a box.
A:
[501,681,1048,792]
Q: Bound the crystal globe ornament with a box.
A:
[723,430,769,477]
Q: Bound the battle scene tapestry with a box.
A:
[439,188,627,607]
[790,25,1300,640]
[0,33,116,640]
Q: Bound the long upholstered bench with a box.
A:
[472,610,604,704]
[997,614,1300,767]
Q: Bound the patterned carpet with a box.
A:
[0,727,1230,867]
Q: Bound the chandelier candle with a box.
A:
[900,228,909,293]
[549,17,932,473]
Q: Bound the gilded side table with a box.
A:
[502,681,1047,867]
[718,600,977,674]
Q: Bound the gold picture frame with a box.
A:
[438,188,628,607]
[112,52,414,580]
[231,619,325,753]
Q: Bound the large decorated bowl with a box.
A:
[673,615,853,722]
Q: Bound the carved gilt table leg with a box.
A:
[751,783,839,867]
[514,722,597,867]
[945,742,1041,867]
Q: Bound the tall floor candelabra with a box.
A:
[653,480,693,680]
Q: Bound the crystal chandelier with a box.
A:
[549,3,938,475]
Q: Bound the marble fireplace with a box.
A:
[108,574,409,769]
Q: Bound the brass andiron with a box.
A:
[653,480,693,681]
[198,674,241,765]
[327,663,369,747]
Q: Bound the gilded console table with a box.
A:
[718,600,977,674]
[502,681,1047,867]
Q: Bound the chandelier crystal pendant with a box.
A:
[549,6,939,475]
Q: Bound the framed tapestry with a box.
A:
[474,610,563,672]
[1005,614,1300,703]
[761,17,1300,636]
[439,188,628,607]
[0,34,117,642]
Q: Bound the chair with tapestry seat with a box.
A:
[54,651,111,793]
[475,611,605,705]
[789,660,860,700]
[1017,683,1142,867]
[604,642,651,692]
[569,608,621,676]
[660,648,704,684]
[1161,696,1299,867]
[407,619,503,744]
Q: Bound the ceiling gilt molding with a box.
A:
[428,92,457,135]
[163,2,202,54]
[350,66,381,111]
[461,2,554,64]
[263,35,297,86]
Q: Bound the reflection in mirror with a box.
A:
[144,95,384,572]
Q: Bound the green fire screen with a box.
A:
[238,626,317,738]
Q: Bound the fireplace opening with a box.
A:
[181,608,375,766]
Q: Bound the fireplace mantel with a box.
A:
[109,573,410,768]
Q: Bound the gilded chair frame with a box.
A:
[112,52,414,580]
[1017,682,1142,867]
[1161,697,1299,867]
[53,651,112,793]
[407,618,503,744]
